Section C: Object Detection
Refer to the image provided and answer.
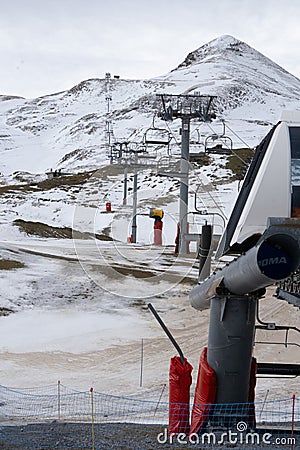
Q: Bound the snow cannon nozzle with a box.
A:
[149,208,164,220]
[190,222,300,311]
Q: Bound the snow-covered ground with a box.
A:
[0,231,193,391]
[0,34,299,407]
[0,229,299,403]
[0,145,298,403]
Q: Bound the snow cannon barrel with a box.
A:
[190,232,300,310]
[149,208,164,220]
[149,209,164,246]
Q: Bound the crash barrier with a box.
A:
[0,384,299,449]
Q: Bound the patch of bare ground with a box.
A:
[0,259,25,270]
[13,220,113,241]
[0,307,14,316]
[0,166,126,196]
[0,171,95,194]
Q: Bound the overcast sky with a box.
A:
[1,0,300,98]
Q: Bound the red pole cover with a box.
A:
[169,356,193,435]
[190,347,217,435]
[154,221,163,230]
[154,229,162,246]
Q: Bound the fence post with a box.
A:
[259,389,269,422]
[291,394,296,450]
[57,380,61,421]
[140,339,144,387]
[154,383,166,417]
[90,388,95,450]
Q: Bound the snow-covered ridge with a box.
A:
[1,34,300,176]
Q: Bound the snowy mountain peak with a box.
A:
[205,34,244,51]
[211,34,241,45]
[2,35,300,177]
[175,35,256,70]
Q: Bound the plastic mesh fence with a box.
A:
[0,384,299,449]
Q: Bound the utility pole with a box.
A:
[158,94,216,254]
[105,72,114,159]
[105,72,112,113]
[113,141,130,205]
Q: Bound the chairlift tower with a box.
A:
[110,143,157,243]
[127,148,157,243]
[158,94,216,254]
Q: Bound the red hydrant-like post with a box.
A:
[154,218,163,245]
[149,209,164,246]
[105,201,112,212]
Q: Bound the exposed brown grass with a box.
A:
[13,219,113,241]
[0,259,25,270]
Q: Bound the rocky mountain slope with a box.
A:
[1,34,300,242]
[1,34,300,177]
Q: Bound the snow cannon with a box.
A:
[189,220,300,416]
[149,209,164,246]
[190,226,300,311]
[149,208,164,220]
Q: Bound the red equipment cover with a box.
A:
[169,356,193,435]
[190,347,217,434]
[154,221,163,230]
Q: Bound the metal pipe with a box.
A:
[148,303,185,364]
[190,232,300,310]
[257,363,300,376]
[198,223,212,281]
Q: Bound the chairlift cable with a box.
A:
[190,123,204,137]
[163,119,181,151]
[224,123,252,149]
[196,179,227,221]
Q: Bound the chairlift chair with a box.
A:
[204,134,233,155]
[143,127,171,146]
